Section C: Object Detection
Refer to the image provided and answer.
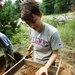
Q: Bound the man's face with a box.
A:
[25,13,44,32]
[0,0,5,8]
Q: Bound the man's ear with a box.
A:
[39,11,42,18]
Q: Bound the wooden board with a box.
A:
[24,59,57,73]
[0,65,5,75]
[3,57,58,75]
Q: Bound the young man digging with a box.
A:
[21,0,63,75]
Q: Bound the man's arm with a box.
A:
[27,43,33,51]
[45,50,58,68]
[36,50,58,75]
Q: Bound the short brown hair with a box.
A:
[21,0,40,21]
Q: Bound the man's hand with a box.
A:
[25,43,33,58]
[35,66,48,75]
[26,50,31,58]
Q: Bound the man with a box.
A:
[21,1,63,75]
[0,32,16,72]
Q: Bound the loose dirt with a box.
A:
[0,47,75,75]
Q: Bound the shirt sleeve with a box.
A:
[50,31,63,50]
[0,37,9,48]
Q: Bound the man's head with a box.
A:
[21,1,44,32]
[21,0,40,21]
[0,0,6,8]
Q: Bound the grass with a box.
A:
[12,24,31,55]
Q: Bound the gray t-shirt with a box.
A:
[28,23,63,64]
[0,32,13,50]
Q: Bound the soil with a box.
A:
[14,65,55,75]
[0,46,75,75]
[58,46,75,75]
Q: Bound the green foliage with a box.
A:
[11,24,29,44]
[12,0,21,20]
[54,0,68,14]
[68,20,75,31]
[42,0,55,14]
[0,0,21,38]
[73,0,75,5]
[41,0,75,15]
[11,33,27,45]
[10,25,30,55]
[11,33,22,44]
[0,0,12,26]
[3,25,13,37]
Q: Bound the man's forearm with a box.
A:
[26,43,33,58]
[27,43,33,51]
[45,50,58,69]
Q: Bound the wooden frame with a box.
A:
[3,57,61,75]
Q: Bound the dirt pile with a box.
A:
[59,61,75,75]
[15,65,55,75]
[14,65,39,75]
[58,47,75,75]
